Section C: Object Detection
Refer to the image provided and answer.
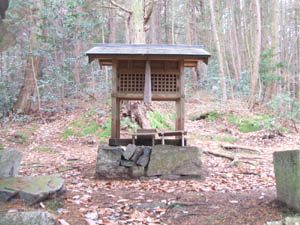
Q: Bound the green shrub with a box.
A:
[0,143,3,150]
[97,118,111,138]
[147,111,174,130]
[60,110,102,138]
[190,110,222,122]
[33,146,56,154]
[121,117,138,132]
[227,113,285,133]
[215,135,237,143]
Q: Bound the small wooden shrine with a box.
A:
[86,44,210,146]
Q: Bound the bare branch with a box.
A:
[102,5,119,10]
[144,0,157,25]
[110,0,132,14]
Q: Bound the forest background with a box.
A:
[0,0,299,125]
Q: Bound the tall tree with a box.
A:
[248,0,262,108]
[209,0,227,100]
[14,1,43,114]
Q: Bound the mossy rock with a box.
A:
[0,174,65,205]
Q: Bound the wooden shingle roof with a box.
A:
[86,44,211,65]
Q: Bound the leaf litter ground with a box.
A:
[0,94,300,225]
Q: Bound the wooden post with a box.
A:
[111,59,120,138]
[175,60,185,132]
[144,60,152,105]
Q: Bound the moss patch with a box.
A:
[97,118,111,139]
[45,198,64,212]
[214,135,237,143]
[7,125,38,145]
[190,110,222,122]
[147,111,175,130]
[227,113,285,133]
[33,146,56,154]
[60,109,103,139]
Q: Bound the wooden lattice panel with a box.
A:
[119,73,145,92]
[118,73,178,93]
[151,74,178,93]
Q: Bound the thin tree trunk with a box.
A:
[230,0,242,81]
[248,0,262,109]
[209,0,227,100]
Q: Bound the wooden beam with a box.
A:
[144,60,152,105]
[175,60,185,131]
[111,59,120,139]
[112,93,181,101]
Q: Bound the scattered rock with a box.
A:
[0,174,65,205]
[147,145,202,177]
[132,202,167,209]
[136,146,152,167]
[266,222,282,225]
[130,147,144,162]
[120,160,136,167]
[0,211,57,225]
[97,146,123,165]
[96,146,130,178]
[85,212,98,220]
[0,149,22,179]
[122,144,136,160]
[285,216,300,225]
[266,217,300,225]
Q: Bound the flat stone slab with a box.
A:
[96,146,130,178]
[274,150,300,212]
[0,211,57,225]
[122,144,136,160]
[0,174,65,205]
[147,145,202,177]
[0,149,22,179]
[136,146,151,167]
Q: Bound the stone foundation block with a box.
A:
[274,150,300,212]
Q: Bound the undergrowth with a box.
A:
[190,110,222,122]
[147,111,175,130]
[8,125,38,145]
[227,114,286,133]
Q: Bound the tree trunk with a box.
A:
[209,0,227,100]
[14,55,41,114]
[265,0,280,101]
[248,0,262,109]
[230,0,242,81]
[14,2,43,114]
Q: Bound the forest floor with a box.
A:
[1,92,300,225]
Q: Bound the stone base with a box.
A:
[147,145,202,177]
[95,145,202,179]
[274,150,300,212]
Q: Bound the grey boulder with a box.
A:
[0,211,57,225]
[0,149,22,179]
[0,174,65,205]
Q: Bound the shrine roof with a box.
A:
[86,44,211,60]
